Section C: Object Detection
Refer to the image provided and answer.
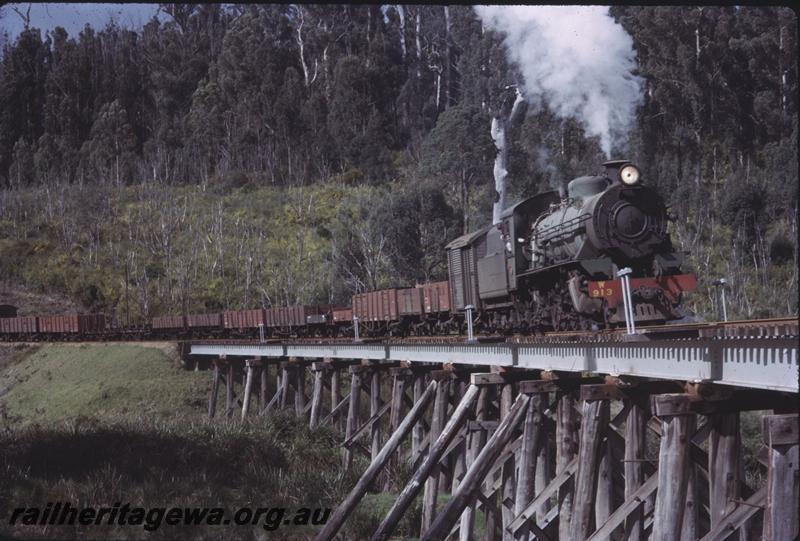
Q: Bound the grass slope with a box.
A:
[0,344,394,540]
[0,343,207,427]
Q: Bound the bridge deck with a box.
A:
[189,335,798,393]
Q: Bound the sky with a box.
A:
[0,3,163,42]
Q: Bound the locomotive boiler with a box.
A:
[446,160,696,331]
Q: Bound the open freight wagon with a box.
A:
[150,313,223,337]
[352,286,439,335]
[38,314,107,334]
[265,304,340,336]
[0,316,38,335]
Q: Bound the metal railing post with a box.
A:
[624,274,636,334]
[617,267,635,334]
[619,276,630,334]
[465,305,475,342]
[713,278,728,322]
[721,286,728,322]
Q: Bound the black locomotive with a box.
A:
[446,160,696,332]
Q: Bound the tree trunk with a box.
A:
[435,72,441,111]
[295,6,311,87]
[491,115,508,226]
[461,171,469,235]
[491,89,525,225]
[397,6,407,60]
[444,6,451,108]
[779,24,786,116]
[415,8,422,80]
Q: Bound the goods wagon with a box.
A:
[265,305,336,327]
[397,288,424,316]
[305,305,337,325]
[223,309,265,329]
[306,313,328,324]
[352,294,368,321]
[264,307,280,327]
[0,316,38,334]
[306,304,353,325]
[79,314,107,333]
[420,281,451,314]
[152,315,186,329]
[187,313,221,328]
[332,307,353,323]
[353,289,399,322]
[39,314,106,333]
[446,226,489,312]
[265,305,315,327]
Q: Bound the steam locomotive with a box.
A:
[445,159,696,332]
[0,160,696,340]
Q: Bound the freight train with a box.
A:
[0,160,697,341]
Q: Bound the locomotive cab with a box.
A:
[474,191,562,306]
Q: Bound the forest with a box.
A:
[0,4,796,323]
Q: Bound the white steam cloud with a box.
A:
[474,6,644,157]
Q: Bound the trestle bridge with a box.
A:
[186,320,799,541]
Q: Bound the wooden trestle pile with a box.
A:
[203,355,799,541]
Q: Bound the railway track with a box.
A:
[2,316,796,345]
[187,316,798,347]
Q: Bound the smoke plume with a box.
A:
[534,146,565,197]
[474,6,644,157]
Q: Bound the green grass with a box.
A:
[0,415,355,540]
[345,491,422,540]
[0,343,208,427]
[0,343,361,540]
[344,485,490,540]
[740,410,769,489]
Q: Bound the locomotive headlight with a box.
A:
[619,164,641,186]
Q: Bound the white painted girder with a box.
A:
[189,337,798,393]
